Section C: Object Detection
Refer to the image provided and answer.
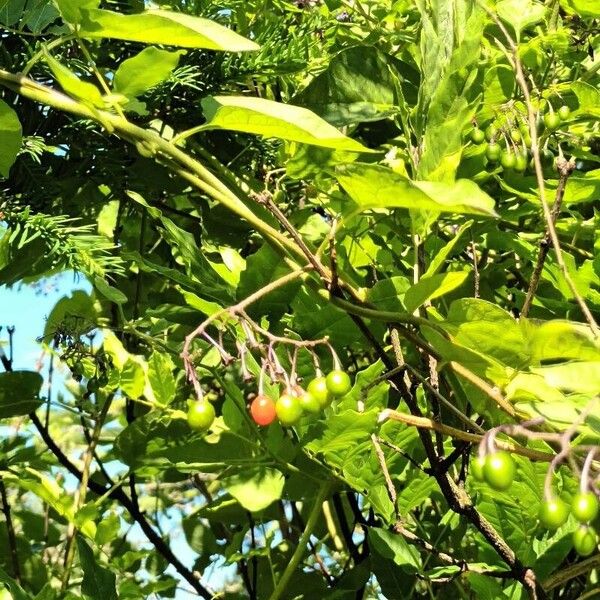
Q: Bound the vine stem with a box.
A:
[268,482,331,600]
[379,409,553,462]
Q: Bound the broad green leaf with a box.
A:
[113,47,184,99]
[77,537,117,600]
[95,513,120,546]
[20,0,59,33]
[555,81,600,118]
[293,45,406,126]
[366,276,411,312]
[525,320,600,363]
[0,98,22,177]
[530,362,600,394]
[147,351,176,405]
[504,373,565,403]
[404,271,470,314]
[559,0,600,18]
[223,467,285,512]
[44,290,97,338]
[0,0,26,26]
[5,468,96,539]
[335,163,497,216]
[0,371,43,418]
[79,8,259,51]
[497,0,546,38]
[368,528,422,573]
[423,221,472,278]
[120,359,145,399]
[200,96,373,153]
[54,0,98,24]
[44,52,104,107]
[93,276,127,304]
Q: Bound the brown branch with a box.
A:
[522,158,576,316]
[379,409,553,462]
[543,554,600,591]
[0,475,21,583]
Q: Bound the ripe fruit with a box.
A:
[500,150,516,170]
[539,498,570,529]
[307,377,331,407]
[558,105,570,120]
[485,124,497,142]
[572,492,599,523]
[543,112,561,132]
[483,451,515,491]
[471,128,485,144]
[486,143,501,162]
[187,401,215,432]
[299,391,321,414]
[572,526,598,557]
[275,393,303,426]
[514,153,528,173]
[250,395,277,426]
[326,370,352,396]
[471,455,486,481]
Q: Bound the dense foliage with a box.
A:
[0,0,599,598]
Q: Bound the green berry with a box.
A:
[486,143,501,162]
[483,451,515,491]
[326,370,352,397]
[500,150,516,170]
[471,128,485,144]
[307,377,331,408]
[573,526,598,557]
[558,105,570,120]
[572,492,599,523]
[539,498,570,529]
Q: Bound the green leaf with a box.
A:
[293,45,406,126]
[76,537,117,600]
[44,52,104,107]
[0,98,22,177]
[79,8,259,51]
[95,513,120,546]
[0,371,43,418]
[147,351,176,406]
[559,0,600,18]
[423,221,472,278]
[223,467,285,512]
[368,528,422,573]
[404,271,470,314]
[93,276,127,305]
[0,0,26,26]
[334,163,497,216]
[525,320,600,363]
[44,290,97,339]
[54,0,98,24]
[497,0,547,38]
[0,566,32,600]
[200,96,373,153]
[113,47,184,99]
[530,362,600,394]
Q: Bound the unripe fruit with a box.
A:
[299,391,321,414]
[572,526,598,557]
[307,377,331,407]
[187,401,215,432]
[275,393,303,426]
[486,143,501,162]
[485,124,497,142]
[558,105,570,120]
[539,498,570,529]
[572,492,599,523]
[471,128,485,144]
[326,370,352,397]
[543,112,561,132]
[471,455,486,481]
[500,151,516,170]
[483,451,515,491]
[250,395,277,426]
[510,129,522,142]
[514,153,528,173]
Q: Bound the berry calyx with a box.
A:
[326,370,352,397]
[539,497,570,529]
[275,393,303,426]
[187,401,216,432]
[572,526,598,557]
[483,451,515,491]
[307,377,331,407]
[250,395,277,426]
[572,492,599,523]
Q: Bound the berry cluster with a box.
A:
[472,440,599,556]
[469,104,571,173]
